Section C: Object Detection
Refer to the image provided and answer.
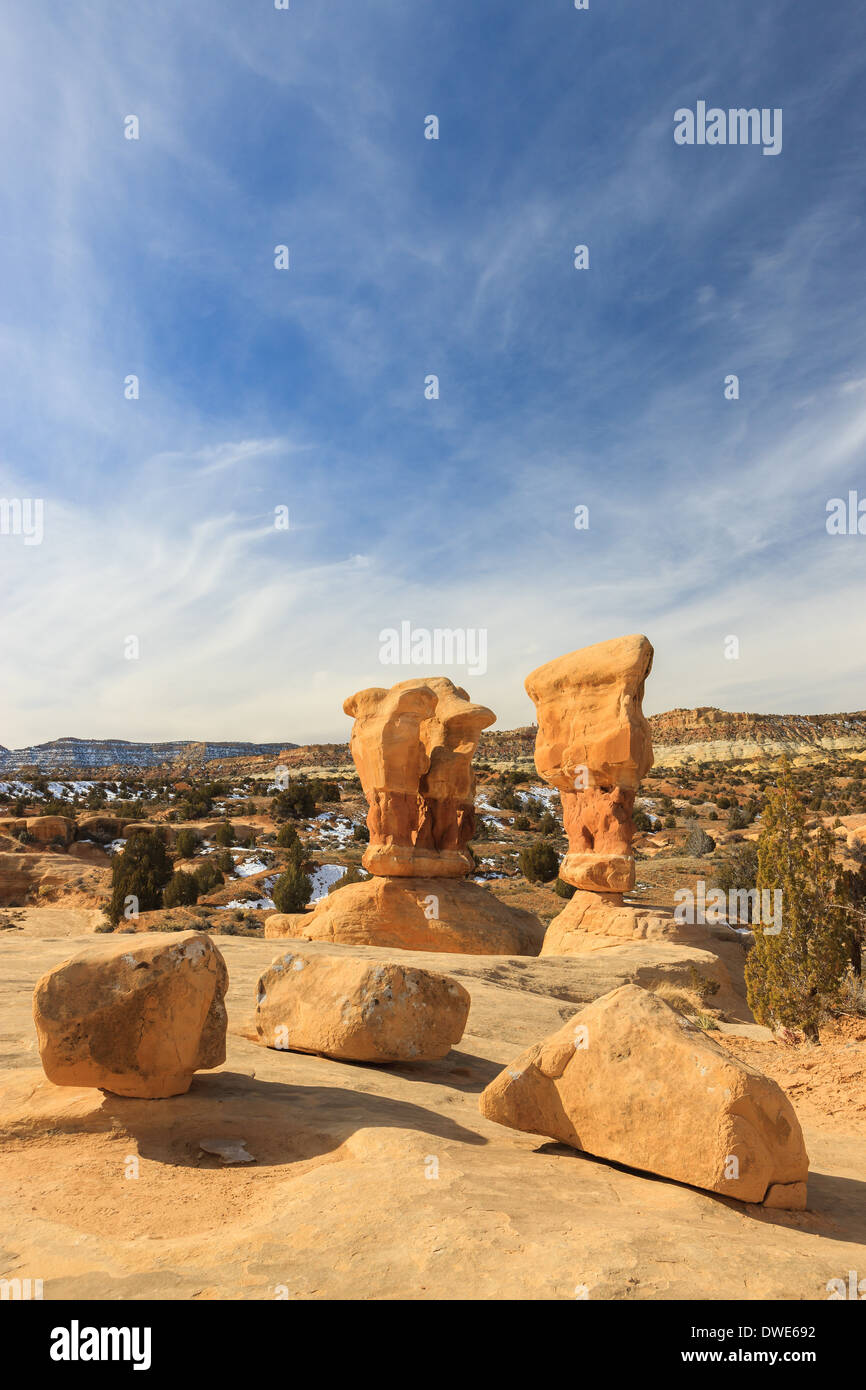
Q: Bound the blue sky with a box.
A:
[1,0,865,747]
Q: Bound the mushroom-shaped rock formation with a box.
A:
[345,676,494,879]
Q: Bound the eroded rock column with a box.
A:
[344,676,495,879]
[524,634,654,893]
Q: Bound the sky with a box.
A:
[1,0,865,749]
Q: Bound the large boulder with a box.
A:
[254,945,470,1062]
[33,931,228,1098]
[345,676,494,879]
[25,815,75,846]
[265,875,544,955]
[121,822,175,845]
[76,814,124,844]
[479,984,808,1208]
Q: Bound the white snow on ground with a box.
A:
[106,838,127,855]
[309,863,347,902]
[219,896,276,911]
[231,851,272,877]
[313,814,355,844]
[477,784,559,813]
[218,875,278,911]
[517,785,559,809]
[1,779,121,801]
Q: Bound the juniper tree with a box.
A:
[107,830,173,925]
[745,758,848,1042]
[163,869,199,909]
[273,861,312,913]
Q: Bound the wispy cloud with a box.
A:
[1,0,865,747]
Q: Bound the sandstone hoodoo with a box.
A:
[346,676,494,879]
[479,984,809,1209]
[33,931,228,1098]
[267,676,544,955]
[254,946,471,1062]
[525,634,654,894]
[527,635,699,955]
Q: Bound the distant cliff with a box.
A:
[648,708,866,764]
[4,708,865,777]
[0,737,296,774]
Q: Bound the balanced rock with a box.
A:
[525,635,654,892]
[266,875,544,955]
[345,676,494,879]
[254,946,470,1062]
[33,931,228,1098]
[479,984,808,1208]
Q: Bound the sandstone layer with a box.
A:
[480,984,808,1207]
[254,946,470,1062]
[33,931,228,1098]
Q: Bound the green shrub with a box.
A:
[519,840,559,884]
[163,870,199,908]
[272,784,316,820]
[194,859,224,895]
[214,849,234,875]
[554,878,576,899]
[352,822,370,843]
[328,864,367,894]
[276,823,301,850]
[175,828,200,859]
[273,863,312,913]
[214,822,235,846]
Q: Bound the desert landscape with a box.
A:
[2,635,865,1306]
[2,0,864,1350]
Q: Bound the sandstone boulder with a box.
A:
[265,875,544,955]
[479,984,808,1207]
[121,822,175,845]
[33,931,228,1098]
[254,946,470,1062]
[76,814,124,844]
[525,635,653,892]
[345,676,494,878]
[25,815,75,846]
